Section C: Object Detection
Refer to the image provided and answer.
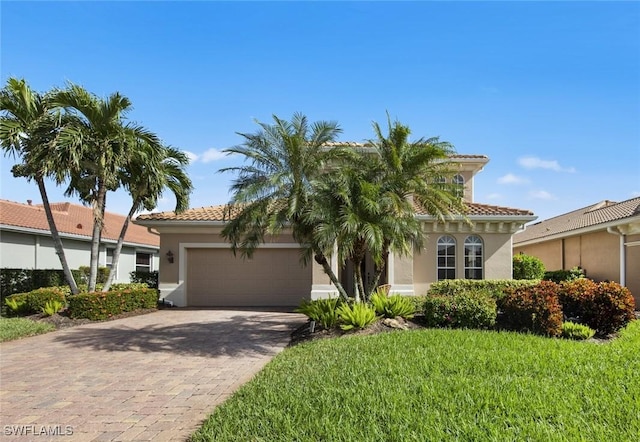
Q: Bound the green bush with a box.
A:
[337,302,378,331]
[513,254,546,280]
[560,279,635,335]
[41,299,65,317]
[497,281,563,336]
[130,271,159,289]
[26,287,67,314]
[4,294,30,316]
[295,298,342,330]
[75,266,109,284]
[109,282,149,291]
[423,290,497,329]
[562,321,595,340]
[370,291,415,319]
[544,267,585,283]
[428,279,538,300]
[403,295,427,315]
[68,287,158,320]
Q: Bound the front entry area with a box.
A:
[339,252,388,297]
[186,247,312,307]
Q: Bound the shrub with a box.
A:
[559,279,635,335]
[130,271,159,289]
[370,290,415,319]
[337,302,378,331]
[4,295,30,316]
[497,281,563,336]
[428,279,538,300]
[403,295,427,315]
[26,287,67,314]
[295,298,342,330]
[562,321,595,340]
[513,254,546,280]
[544,267,585,283]
[109,282,149,291]
[41,300,65,317]
[423,289,497,329]
[68,287,157,320]
[76,266,109,284]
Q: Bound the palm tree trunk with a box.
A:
[353,258,365,303]
[366,244,390,298]
[313,250,349,301]
[36,177,80,295]
[88,182,107,292]
[102,202,138,292]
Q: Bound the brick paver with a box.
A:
[0,309,305,441]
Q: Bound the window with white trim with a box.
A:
[464,235,483,279]
[106,248,117,279]
[437,236,456,280]
[136,252,152,273]
[453,174,465,198]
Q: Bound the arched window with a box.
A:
[437,236,456,280]
[464,235,483,279]
[453,174,465,198]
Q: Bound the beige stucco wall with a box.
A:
[579,231,619,282]
[626,234,640,304]
[413,232,513,295]
[514,240,563,270]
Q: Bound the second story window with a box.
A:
[453,174,465,198]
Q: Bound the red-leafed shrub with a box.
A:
[560,279,635,335]
[68,287,158,320]
[497,281,563,336]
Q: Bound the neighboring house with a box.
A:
[135,151,536,307]
[0,199,160,283]
[513,197,640,304]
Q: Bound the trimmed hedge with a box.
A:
[130,271,159,289]
[513,254,546,280]
[559,279,635,335]
[67,287,158,320]
[497,281,563,336]
[544,267,585,283]
[5,287,67,315]
[428,279,538,300]
[423,289,497,329]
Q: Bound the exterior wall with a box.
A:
[514,240,563,270]
[626,234,640,304]
[413,231,513,295]
[0,229,157,284]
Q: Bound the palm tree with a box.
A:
[101,144,192,291]
[220,113,350,299]
[0,78,81,294]
[363,115,467,295]
[52,84,163,291]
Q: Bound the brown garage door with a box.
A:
[186,248,312,307]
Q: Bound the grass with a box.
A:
[0,317,56,342]
[192,321,640,442]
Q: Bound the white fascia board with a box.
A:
[415,215,538,223]
[0,224,159,250]
[513,216,640,247]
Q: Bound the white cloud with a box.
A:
[529,190,557,200]
[201,148,226,163]
[497,173,529,185]
[518,156,576,173]
[183,150,199,163]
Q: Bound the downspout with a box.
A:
[606,227,625,286]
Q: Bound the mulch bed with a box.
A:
[26,308,159,330]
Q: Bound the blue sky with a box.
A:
[1,1,639,223]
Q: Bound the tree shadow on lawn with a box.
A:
[54,309,306,358]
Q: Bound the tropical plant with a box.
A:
[295,297,342,330]
[102,145,192,291]
[370,290,415,319]
[220,113,349,299]
[0,78,80,294]
[4,296,29,316]
[561,321,595,340]
[51,83,164,292]
[337,302,378,331]
[41,299,65,317]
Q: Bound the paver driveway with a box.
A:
[0,309,306,441]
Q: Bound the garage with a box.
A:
[186,247,312,307]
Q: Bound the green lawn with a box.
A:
[0,317,55,342]
[192,321,640,442]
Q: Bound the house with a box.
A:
[134,151,536,307]
[513,197,640,304]
[0,199,160,283]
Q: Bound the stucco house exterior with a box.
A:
[513,197,640,304]
[135,152,536,307]
[0,199,160,283]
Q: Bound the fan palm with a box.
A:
[0,78,80,294]
[220,113,349,299]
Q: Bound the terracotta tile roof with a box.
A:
[513,197,640,244]
[136,201,533,222]
[0,199,159,247]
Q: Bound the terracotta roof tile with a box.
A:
[0,199,159,247]
[136,201,533,222]
[513,197,640,244]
